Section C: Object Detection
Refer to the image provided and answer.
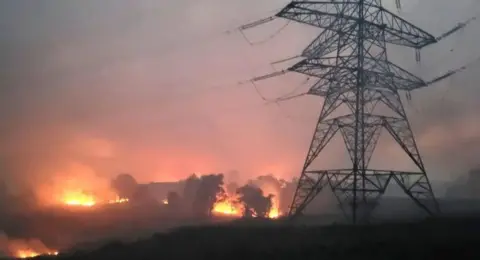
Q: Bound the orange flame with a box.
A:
[108,196,129,204]
[268,200,280,219]
[15,249,58,259]
[5,237,58,259]
[212,195,243,217]
[61,190,129,207]
[62,190,96,207]
[211,190,281,219]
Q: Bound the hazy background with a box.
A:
[0,0,479,201]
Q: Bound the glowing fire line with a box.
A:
[108,197,129,204]
[15,250,58,259]
[61,191,128,207]
[211,195,281,219]
[62,191,96,207]
[212,200,242,216]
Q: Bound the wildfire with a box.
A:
[268,201,280,219]
[61,190,128,207]
[212,197,243,217]
[15,250,58,259]
[108,197,129,204]
[62,190,96,207]
[211,193,281,219]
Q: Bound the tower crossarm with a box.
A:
[277,1,436,48]
[289,56,427,91]
[276,1,358,34]
[373,7,436,48]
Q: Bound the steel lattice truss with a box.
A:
[278,0,440,223]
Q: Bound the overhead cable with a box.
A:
[425,56,480,86]
[436,16,477,41]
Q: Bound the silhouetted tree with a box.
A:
[237,184,272,218]
[166,191,181,209]
[180,174,225,217]
[182,174,200,212]
[193,174,225,217]
[111,174,138,199]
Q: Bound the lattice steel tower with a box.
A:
[274,0,440,223]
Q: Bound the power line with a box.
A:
[240,20,291,46]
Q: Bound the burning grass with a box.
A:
[0,173,290,258]
[15,249,58,259]
[0,234,59,259]
[60,190,129,208]
[62,190,96,207]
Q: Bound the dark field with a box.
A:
[32,216,480,260]
[0,202,235,252]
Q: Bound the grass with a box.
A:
[33,215,480,260]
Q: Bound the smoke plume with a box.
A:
[0,0,478,211]
[0,232,56,258]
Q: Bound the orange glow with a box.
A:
[5,237,58,259]
[162,199,168,205]
[62,190,128,207]
[15,249,58,259]
[108,196,129,204]
[211,188,281,219]
[268,201,280,219]
[212,195,243,217]
[62,190,96,207]
[257,182,282,219]
[16,249,38,259]
[34,161,121,208]
[212,201,242,216]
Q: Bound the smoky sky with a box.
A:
[0,0,479,190]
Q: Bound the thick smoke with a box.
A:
[397,0,480,178]
[0,0,478,253]
[247,174,298,213]
[0,0,477,206]
[0,179,38,214]
[0,0,303,197]
[0,232,56,258]
[446,168,480,198]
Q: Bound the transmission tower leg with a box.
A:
[288,94,341,219]
[382,92,441,215]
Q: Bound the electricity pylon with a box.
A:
[274,0,441,223]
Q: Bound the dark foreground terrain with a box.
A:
[33,216,480,260]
